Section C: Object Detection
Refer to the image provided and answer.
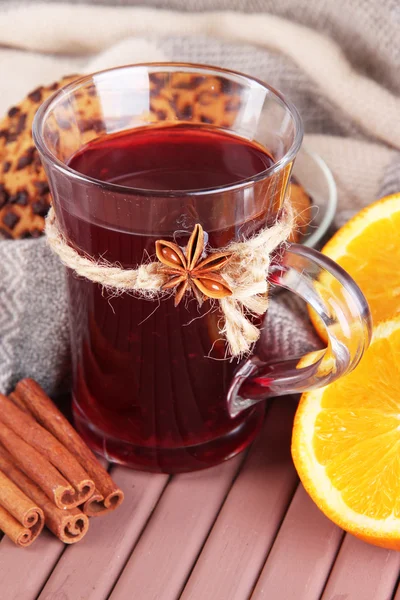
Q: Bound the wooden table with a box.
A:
[1,398,399,600]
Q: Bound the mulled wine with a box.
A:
[34,64,372,476]
[63,124,278,472]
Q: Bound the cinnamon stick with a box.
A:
[0,420,80,510]
[0,469,44,530]
[8,391,28,413]
[0,394,94,506]
[0,506,34,548]
[15,379,124,516]
[0,470,44,547]
[0,447,89,544]
[82,491,116,517]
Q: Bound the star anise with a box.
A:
[155,224,233,306]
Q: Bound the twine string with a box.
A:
[45,206,293,357]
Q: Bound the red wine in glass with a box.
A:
[64,124,276,472]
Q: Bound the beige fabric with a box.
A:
[1,1,399,393]
[28,0,400,98]
[305,135,398,226]
[1,5,400,148]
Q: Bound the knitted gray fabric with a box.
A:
[0,237,70,394]
[0,0,399,394]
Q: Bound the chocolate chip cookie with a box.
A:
[0,75,79,240]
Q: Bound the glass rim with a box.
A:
[32,62,304,198]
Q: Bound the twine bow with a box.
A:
[45,207,293,357]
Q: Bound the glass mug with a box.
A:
[33,64,371,473]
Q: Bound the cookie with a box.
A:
[0,70,313,244]
[0,75,80,240]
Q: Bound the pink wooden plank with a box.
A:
[0,530,64,600]
[252,484,343,600]
[181,398,299,600]
[110,454,244,600]
[392,569,400,598]
[322,534,400,600]
[38,466,168,600]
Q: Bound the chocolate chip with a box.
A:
[155,109,167,121]
[33,181,50,195]
[176,76,204,89]
[174,81,194,90]
[0,184,9,208]
[3,211,20,230]
[20,228,42,239]
[8,106,20,118]
[92,119,104,133]
[9,191,28,206]
[88,86,97,97]
[49,82,59,91]
[149,72,166,85]
[5,133,18,145]
[33,153,43,168]
[200,115,214,124]
[3,161,11,173]
[0,227,13,240]
[1,129,16,144]
[32,198,50,216]
[16,113,27,134]
[193,76,205,87]
[178,104,193,119]
[19,230,32,239]
[28,87,43,103]
[16,146,36,170]
[78,119,94,133]
[149,85,163,98]
[220,78,235,94]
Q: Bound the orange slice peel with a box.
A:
[293,316,400,549]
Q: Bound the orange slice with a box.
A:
[310,193,400,341]
[292,316,400,549]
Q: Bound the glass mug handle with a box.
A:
[227,243,373,418]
